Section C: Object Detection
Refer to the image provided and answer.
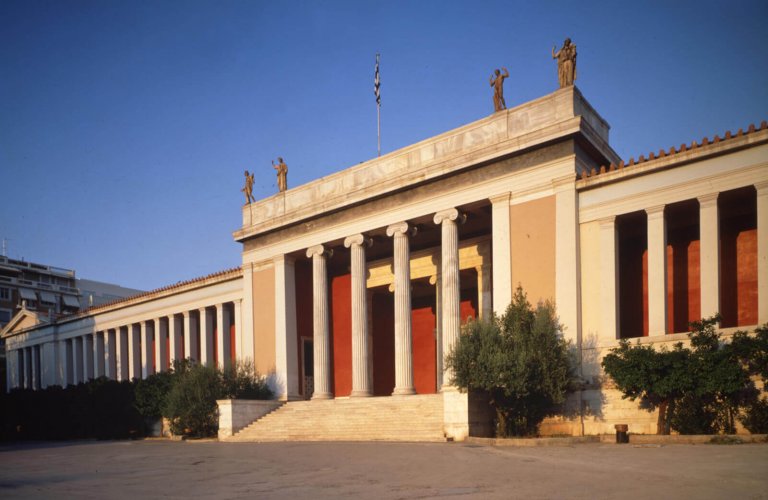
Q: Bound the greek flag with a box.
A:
[374,53,381,106]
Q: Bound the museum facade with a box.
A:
[3,86,767,439]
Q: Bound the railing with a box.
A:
[0,256,75,277]
[0,275,79,295]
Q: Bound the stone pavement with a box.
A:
[1,440,766,499]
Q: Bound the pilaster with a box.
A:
[599,216,619,340]
[699,193,720,320]
[756,182,768,324]
[646,205,667,335]
[275,254,300,400]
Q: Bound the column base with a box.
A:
[350,390,373,397]
[311,392,334,400]
[391,387,416,396]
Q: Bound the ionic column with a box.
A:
[434,208,464,388]
[184,311,199,361]
[599,216,619,340]
[699,193,720,319]
[155,318,168,373]
[169,315,183,368]
[646,205,667,335]
[32,346,40,389]
[141,321,154,379]
[115,326,127,381]
[344,234,373,397]
[93,332,105,379]
[199,308,215,367]
[387,222,417,395]
[216,303,232,370]
[128,324,141,380]
[307,245,333,399]
[756,182,768,324]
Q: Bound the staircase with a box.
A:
[228,394,445,442]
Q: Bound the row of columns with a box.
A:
[306,208,465,399]
[599,183,768,338]
[12,301,240,389]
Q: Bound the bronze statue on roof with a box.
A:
[552,38,577,88]
[272,157,288,192]
[242,170,255,204]
[489,67,509,112]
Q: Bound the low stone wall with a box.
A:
[217,399,283,440]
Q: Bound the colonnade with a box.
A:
[306,208,466,399]
[598,182,768,338]
[11,300,240,389]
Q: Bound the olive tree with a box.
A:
[446,286,571,437]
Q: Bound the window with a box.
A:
[0,309,11,323]
[0,287,9,300]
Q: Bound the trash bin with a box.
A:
[615,424,629,443]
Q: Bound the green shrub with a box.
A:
[446,286,571,437]
[162,363,222,437]
[740,399,768,434]
[134,371,174,418]
[220,359,272,400]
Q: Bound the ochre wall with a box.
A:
[666,208,701,333]
[510,195,556,305]
[721,227,758,327]
[252,266,276,376]
[330,273,352,396]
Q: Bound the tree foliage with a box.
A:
[602,316,766,435]
[446,286,571,437]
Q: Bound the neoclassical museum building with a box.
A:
[3,86,767,440]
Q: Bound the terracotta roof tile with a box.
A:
[579,120,766,181]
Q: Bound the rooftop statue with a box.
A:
[489,67,509,112]
[272,157,288,192]
[242,170,255,204]
[552,38,577,88]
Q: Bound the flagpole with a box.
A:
[375,53,381,157]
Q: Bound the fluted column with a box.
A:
[93,332,105,379]
[83,335,94,381]
[699,193,720,320]
[646,205,667,336]
[183,311,199,361]
[169,315,183,368]
[345,234,373,397]
[155,318,168,373]
[216,303,232,370]
[141,321,154,379]
[387,222,417,395]
[104,329,115,380]
[128,324,141,380]
[434,208,464,388]
[200,308,214,366]
[307,244,333,399]
[116,326,128,381]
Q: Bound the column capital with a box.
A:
[755,181,768,194]
[697,192,719,207]
[433,208,466,225]
[645,204,666,218]
[343,234,373,248]
[182,311,190,319]
[307,244,333,258]
[386,221,417,238]
[598,215,617,228]
[488,192,511,205]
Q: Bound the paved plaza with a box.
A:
[1,440,767,499]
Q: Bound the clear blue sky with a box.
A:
[1,0,767,291]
